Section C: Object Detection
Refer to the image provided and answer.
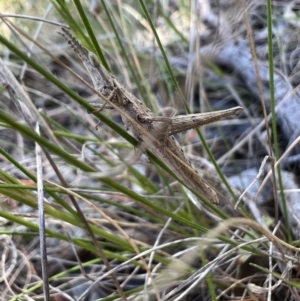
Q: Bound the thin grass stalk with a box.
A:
[73,0,110,70]
[97,0,148,103]
[116,0,157,111]
[266,0,290,241]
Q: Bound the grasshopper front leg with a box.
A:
[89,87,119,130]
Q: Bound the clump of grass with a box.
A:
[0,0,298,300]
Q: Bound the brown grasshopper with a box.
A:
[59,27,242,204]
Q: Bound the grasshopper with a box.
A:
[59,27,242,204]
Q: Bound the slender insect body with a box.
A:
[148,134,219,204]
[59,28,242,204]
[112,93,219,203]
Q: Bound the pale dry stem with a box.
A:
[209,217,300,253]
